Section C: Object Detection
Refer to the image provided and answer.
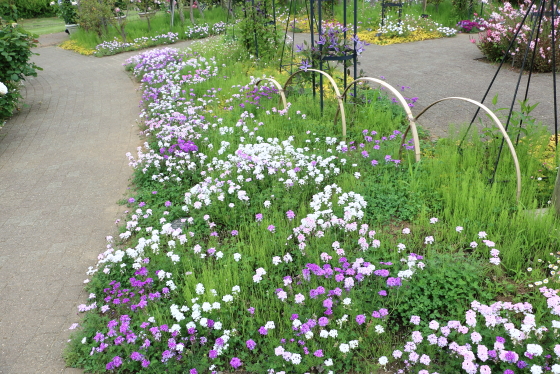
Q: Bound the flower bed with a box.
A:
[64,39,560,373]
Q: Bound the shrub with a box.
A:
[0,25,42,120]
[76,0,114,37]
[14,0,56,18]
[477,0,560,72]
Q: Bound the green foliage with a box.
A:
[390,253,496,326]
[0,1,18,23]
[238,0,281,61]
[13,0,56,19]
[362,168,426,224]
[76,0,114,36]
[0,25,41,120]
[51,0,78,24]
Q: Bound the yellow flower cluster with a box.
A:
[58,40,95,56]
[357,29,444,46]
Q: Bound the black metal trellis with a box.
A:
[459,0,559,185]
[278,0,359,112]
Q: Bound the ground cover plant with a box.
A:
[64,32,560,373]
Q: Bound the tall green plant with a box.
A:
[77,0,114,37]
[0,25,41,120]
[238,0,280,60]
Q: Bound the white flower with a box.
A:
[290,353,302,365]
[375,325,385,334]
[531,365,543,374]
[551,364,560,374]
[324,358,333,366]
[349,340,359,349]
[378,356,388,366]
[320,330,329,338]
[195,283,205,295]
[342,298,351,305]
[214,321,222,330]
[339,343,350,353]
[81,337,87,344]
[264,321,275,330]
[328,329,338,338]
[233,253,242,261]
[527,344,543,356]
[202,302,212,312]
[0,82,8,96]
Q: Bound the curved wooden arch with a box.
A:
[254,78,288,111]
[334,77,421,162]
[402,97,521,201]
[283,69,347,140]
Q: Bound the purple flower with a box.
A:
[130,352,142,361]
[386,277,402,287]
[255,213,263,221]
[300,59,312,71]
[504,370,514,374]
[356,314,366,325]
[141,359,150,367]
[247,307,255,314]
[291,313,299,320]
[318,317,329,327]
[246,339,257,350]
[208,350,218,359]
[190,369,198,374]
[258,326,268,335]
[138,202,146,207]
[230,357,242,369]
[378,290,387,296]
[314,349,324,357]
[165,201,171,207]
[267,225,275,232]
[231,230,238,236]
[496,336,506,343]
[517,361,528,369]
[286,210,295,220]
[128,198,135,203]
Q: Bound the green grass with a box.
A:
[19,16,66,35]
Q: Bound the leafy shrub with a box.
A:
[477,0,560,72]
[14,0,56,18]
[76,0,115,37]
[0,25,41,120]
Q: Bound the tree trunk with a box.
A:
[189,0,195,24]
[178,0,185,25]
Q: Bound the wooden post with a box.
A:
[553,165,560,216]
